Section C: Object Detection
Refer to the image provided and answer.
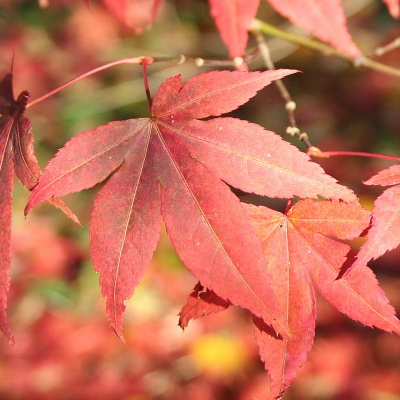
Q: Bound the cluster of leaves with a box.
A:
[102,0,399,57]
[1,0,400,398]
[4,217,400,399]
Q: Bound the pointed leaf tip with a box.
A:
[0,69,42,346]
[382,0,400,18]
[152,69,298,120]
[245,199,400,397]
[209,0,260,57]
[267,0,361,56]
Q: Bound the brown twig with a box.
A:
[27,51,262,108]
[251,19,400,78]
[252,30,313,148]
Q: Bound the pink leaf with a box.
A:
[26,119,149,209]
[247,204,316,399]
[156,132,288,336]
[208,0,260,57]
[26,70,362,342]
[364,164,400,186]
[28,70,306,339]
[353,165,400,267]
[266,0,361,56]
[90,136,162,340]
[0,70,78,343]
[178,283,230,329]
[245,199,399,398]
[0,123,14,344]
[355,185,400,268]
[152,70,297,120]
[382,0,400,18]
[174,118,357,201]
[102,0,162,33]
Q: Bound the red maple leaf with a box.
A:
[382,0,400,18]
[178,282,230,329]
[207,0,364,59]
[208,0,260,58]
[26,69,356,340]
[0,71,42,344]
[177,198,400,398]
[266,0,361,57]
[97,0,395,60]
[245,199,400,399]
[353,164,400,268]
[0,70,78,344]
[102,0,162,33]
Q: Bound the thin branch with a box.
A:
[151,49,260,67]
[374,37,400,57]
[26,51,261,109]
[308,147,400,162]
[27,57,149,108]
[251,19,400,78]
[253,30,312,148]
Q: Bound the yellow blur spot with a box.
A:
[190,334,249,376]
[359,194,375,211]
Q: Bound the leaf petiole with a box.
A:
[141,58,153,109]
[26,52,262,109]
[308,147,400,162]
[251,19,400,78]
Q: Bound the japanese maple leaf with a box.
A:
[0,70,77,344]
[103,0,260,58]
[178,198,400,398]
[382,0,400,18]
[205,0,357,59]
[353,164,400,268]
[0,71,42,344]
[205,0,395,59]
[26,69,356,340]
[208,0,260,58]
[98,0,394,58]
[266,0,361,57]
[245,199,400,399]
[102,0,162,33]
[179,282,230,329]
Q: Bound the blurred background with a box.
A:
[0,0,400,399]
